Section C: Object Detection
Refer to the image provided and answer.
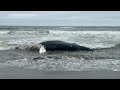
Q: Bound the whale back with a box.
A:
[40,40,93,51]
[40,40,79,51]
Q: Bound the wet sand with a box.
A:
[0,68,120,79]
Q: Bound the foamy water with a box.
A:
[0,30,120,50]
[0,31,10,35]
[0,26,120,71]
[0,56,120,71]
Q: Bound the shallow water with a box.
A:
[0,26,120,72]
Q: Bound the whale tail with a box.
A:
[39,45,46,54]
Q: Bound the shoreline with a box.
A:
[0,68,120,79]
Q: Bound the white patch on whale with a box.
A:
[39,45,46,54]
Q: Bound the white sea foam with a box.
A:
[0,31,10,35]
[0,30,49,35]
[50,30,120,35]
[0,30,120,51]
[8,30,49,35]
[0,58,120,71]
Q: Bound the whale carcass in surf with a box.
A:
[38,40,93,54]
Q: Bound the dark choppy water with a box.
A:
[0,26,120,71]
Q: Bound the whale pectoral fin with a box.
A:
[39,45,46,54]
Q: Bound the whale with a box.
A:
[38,40,93,54]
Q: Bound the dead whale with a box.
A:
[38,40,93,53]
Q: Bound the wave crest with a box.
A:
[0,31,11,35]
[110,44,120,49]
[9,30,49,35]
[0,30,49,35]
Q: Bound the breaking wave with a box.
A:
[0,31,11,35]
[0,30,49,35]
[111,44,120,49]
[49,30,120,35]
[1,30,120,35]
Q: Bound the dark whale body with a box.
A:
[40,40,93,51]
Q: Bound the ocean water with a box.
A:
[1,26,120,71]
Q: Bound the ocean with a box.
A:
[0,26,120,79]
